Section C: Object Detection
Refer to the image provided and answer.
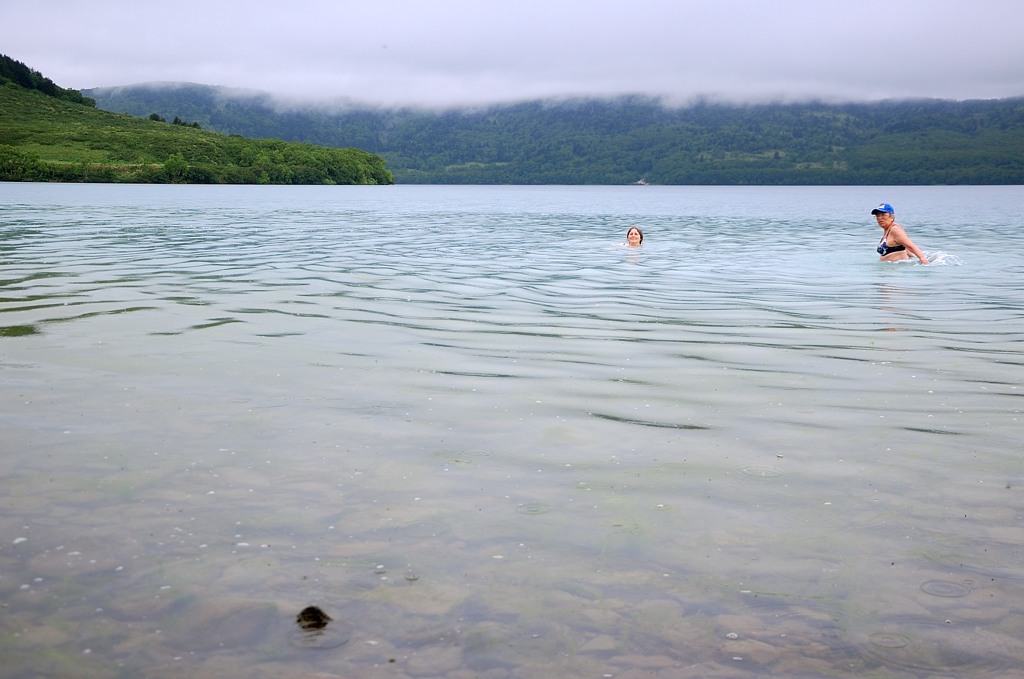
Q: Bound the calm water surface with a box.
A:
[2,183,1023,678]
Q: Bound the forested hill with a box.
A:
[0,53,95,106]
[1,55,393,185]
[86,82,1024,185]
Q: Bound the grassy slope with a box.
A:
[0,83,393,184]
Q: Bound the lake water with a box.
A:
[2,182,1023,678]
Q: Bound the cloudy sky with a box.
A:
[3,0,1022,108]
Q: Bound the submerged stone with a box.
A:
[296,605,332,630]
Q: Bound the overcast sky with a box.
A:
[3,0,1022,108]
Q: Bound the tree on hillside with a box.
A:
[0,53,96,106]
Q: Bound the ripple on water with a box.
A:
[853,614,1022,677]
[287,622,351,649]
[516,503,553,515]
[920,544,1024,583]
[920,579,970,598]
[868,632,910,649]
[435,449,496,465]
[266,571,330,596]
[589,412,711,430]
[738,465,784,479]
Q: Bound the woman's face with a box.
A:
[875,212,894,228]
[626,228,642,246]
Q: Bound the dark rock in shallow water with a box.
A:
[290,605,350,649]
[296,605,332,630]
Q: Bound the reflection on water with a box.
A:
[2,183,1023,677]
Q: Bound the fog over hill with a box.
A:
[8,1,1024,108]
[85,81,1024,185]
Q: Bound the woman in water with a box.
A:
[625,226,643,247]
[872,203,928,265]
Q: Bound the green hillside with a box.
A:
[86,83,1024,185]
[0,55,392,185]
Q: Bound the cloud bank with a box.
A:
[3,0,1023,108]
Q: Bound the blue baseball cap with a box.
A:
[871,203,894,215]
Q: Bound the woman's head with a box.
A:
[626,227,643,246]
[871,203,895,226]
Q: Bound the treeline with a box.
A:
[0,53,95,107]
[85,83,1024,184]
[0,59,393,185]
[0,130,393,185]
[148,112,202,129]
